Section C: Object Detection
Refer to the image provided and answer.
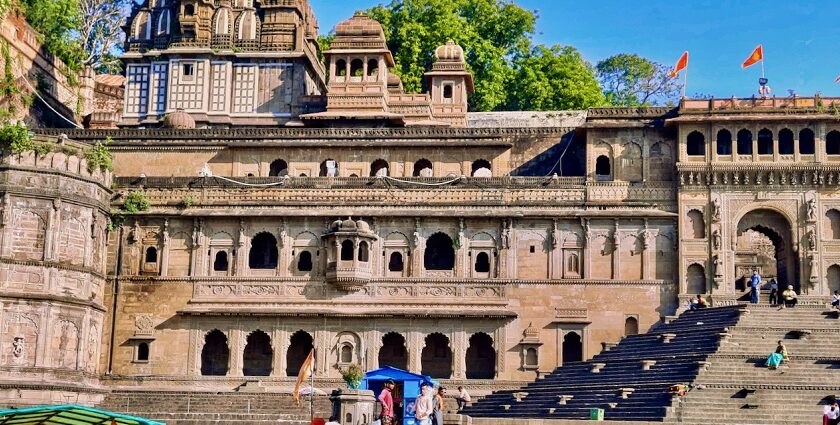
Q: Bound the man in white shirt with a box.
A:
[825,399,840,425]
[414,384,434,425]
[455,386,471,411]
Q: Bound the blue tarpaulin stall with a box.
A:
[361,366,438,425]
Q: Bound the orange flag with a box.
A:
[742,45,763,69]
[667,51,689,78]
[293,348,315,405]
[835,75,840,83]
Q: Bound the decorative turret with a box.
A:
[322,218,378,291]
[425,40,473,127]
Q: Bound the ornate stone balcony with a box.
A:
[325,261,373,291]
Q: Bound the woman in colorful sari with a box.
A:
[765,340,788,369]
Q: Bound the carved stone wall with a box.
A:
[0,137,112,406]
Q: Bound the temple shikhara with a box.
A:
[1,0,840,423]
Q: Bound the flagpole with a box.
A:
[682,64,688,98]
[760,57,765,79]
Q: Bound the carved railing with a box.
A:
[191,279,507,301]
[677,163,840,187]
[680,96,840,112]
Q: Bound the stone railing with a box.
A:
[680,96,840,112]
[677,163,840,188]
[190,278,508,302]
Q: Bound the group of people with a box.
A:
[377,379,472,425]
[750,271,798,307]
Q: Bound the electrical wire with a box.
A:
[19,76,83,129]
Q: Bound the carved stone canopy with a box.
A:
[323,218,378,291]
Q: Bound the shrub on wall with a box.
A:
[84,137,113,172]
[122,191,150,213]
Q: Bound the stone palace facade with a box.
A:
[3,0,840,406]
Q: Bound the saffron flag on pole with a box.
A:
[667,51,689,78]
[742,45,763,69]
[293,348,315,405]
[835,75,840,83]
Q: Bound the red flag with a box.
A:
[742,45,763,69]
[667,51,689,78]
[293,348,315,406]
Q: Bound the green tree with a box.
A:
[21,0,85,71]
[596,53,682,106]
[507,45,605,111]
[364,0,535,111]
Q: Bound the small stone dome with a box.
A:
[340,217,357,231]
[334,12,386,41]
[163,109,195,129]
[355,219,370,232]
[435,40,465,63]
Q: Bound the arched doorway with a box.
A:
[200,330,229,376]
[735,209,796,292]
[465,333,495,379]
[286,330,314,376]
[378,332,407,369]
[686,264,706,294]
[828,265,840,293]
[562,332,582,363]
[624,317,639,336]
[421,333,452,378]
[243,330,272,376]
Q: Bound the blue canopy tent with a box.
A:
[361,366,438,425]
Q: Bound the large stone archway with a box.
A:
[735,209,797,292]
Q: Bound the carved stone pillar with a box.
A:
[230,327,243,377]
[411,219,422,277]
[278,220,288,277]
[452,329,466,380]
[0,193,10,257]
[273,328,287,377]
[45,199,61,261]
[315,329,329,377]
[408,331,421,373]
[236,219,247,276]
[367,330,381,371]
[582,218,591,279]
[642,220,651,280]
[455,219,466,278]
[611,220,619,280]
[159,219,170,277]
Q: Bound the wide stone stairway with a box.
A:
[663,303,840,424]
[462,305,743,421]
[464,303,840,423]
[95,390,331,425]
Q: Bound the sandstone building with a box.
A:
[2,0,840,407]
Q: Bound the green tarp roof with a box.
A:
[0,405,165,425]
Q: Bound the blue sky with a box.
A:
[309,0,840,98]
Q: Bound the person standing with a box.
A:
[414,384,434,425]
[825,399,840,425]
[749,270,761,304]
[378,379,395,425]
[455,386,471,411]
[432,387,445,425]
[832,291,840,311]
[768,279,779,305]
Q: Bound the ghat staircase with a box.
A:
[463,303,840,424]
[95,390,331,425]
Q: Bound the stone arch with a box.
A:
[524,347,538,367]
[471,159,492,177]
[4,314,39,367]
[269,159,288,177]
[249,232,278,269]
[827,265,840,293]
[413,159,433,177]
[214,251,229,271]
[145,246,158,263]
[167,231,193,277]
[686,263,706,294]
[286,330,314,377]
[827,130,840,155]
[12,210,46,261]
[424,232,455,271]
[686,209,706,239]
[737,129,753,155]
[358,241,370,262]
[757,128,773,154]
[778,128,794,155]
[517,231,548,279]
[370,159,389,177]
[561,332,582,363]
[799,128,816,154]
[335,59,347,78]
[388,252,404,272]
[243,330,272,376]
[735,209,796,291]
[686,131,705,156]
[213,8,231,35]
[350,59,364,77]
[465,332,495,379]
[474,252,490,273]
[156,9,170,35]
[624,317,639,336]
[825,209,840,240]
[649,141,673,180]
[716,129,732,155]
[201,329,229,376]
[620,142,642,182]
[566,253,580,275]
[590,233,613,280]
[340,240,354,261]
[378,332,407,369]
[367,59,379,78]
[133,11,151,39]
[53,320,79,369]
[137,342,150,361]
[236,10,257,40]
[595,155,611,179]
[421,333,452,378]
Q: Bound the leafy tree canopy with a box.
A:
[508,45,606,111]
[596,53,682,106]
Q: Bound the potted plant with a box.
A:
[342,364,364,389]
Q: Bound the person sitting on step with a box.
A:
[832,291,840,311]
[766,340,788,369]
[689,294,708,311]
[782,286,798,308]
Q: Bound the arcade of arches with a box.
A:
[735,209,796,291]
[198,329,502,379]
